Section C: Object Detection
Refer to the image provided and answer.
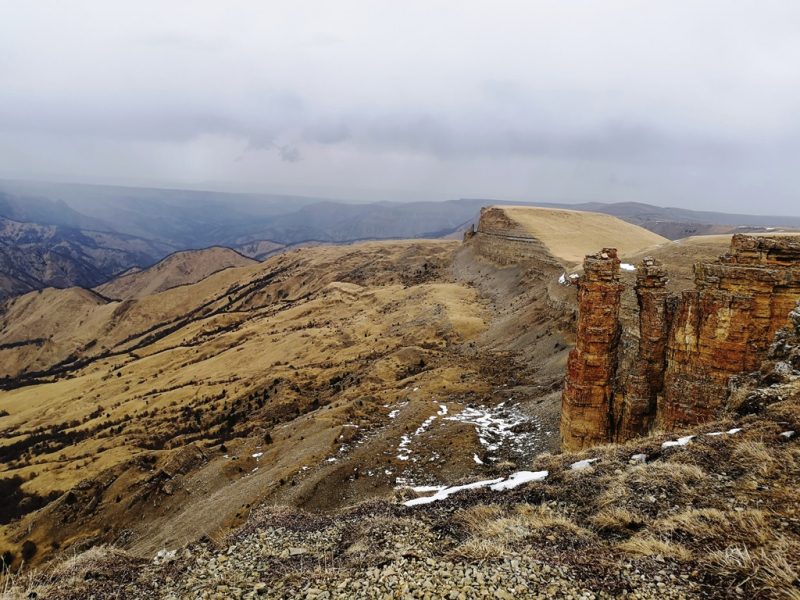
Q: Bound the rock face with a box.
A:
[561,234,800,451]
[470,207,562,268]
[560,249,624,451]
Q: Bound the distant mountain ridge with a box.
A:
[1,178,798,300]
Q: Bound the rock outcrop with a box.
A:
[561,234,800,451]
[560,249,623,451]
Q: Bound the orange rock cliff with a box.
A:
[561,234,800,451]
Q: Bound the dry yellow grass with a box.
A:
[494,206,669,265]
[95,247,256,300]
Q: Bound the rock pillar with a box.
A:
[560,249,624,451]
[614,258,670,441]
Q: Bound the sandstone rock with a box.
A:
[562,235,800,450]
[560,249,623,451]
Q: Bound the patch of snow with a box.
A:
[727,428,742,435]
[630,454,647,463]
[780,430,795,439]
[403,471,549,506]
[413,387,420,392]
[223,455,229,459]
[662,435,695,448]
[570,273,579,279]
[620,263,636,271]
[473,454,484,465]
[403,478,504,506]
[558,273,568,285]
[388,409,400,419]
[252,467,258,473]
[705,432,724,437]
[411,485,447,493]
[570,458,600,470]
[445,403,545,460]
[252,452,263,459]
[437,404,448,416]
[326,457,337,462]
[490,470,548,491]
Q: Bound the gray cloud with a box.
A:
[0,1,798,214]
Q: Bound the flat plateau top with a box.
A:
[491,205,669,265]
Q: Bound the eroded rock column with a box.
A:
[560,249,624,451]
[615,258,670,441]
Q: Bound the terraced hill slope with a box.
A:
[95,247,257,301]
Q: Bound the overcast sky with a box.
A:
[1,1,799,213]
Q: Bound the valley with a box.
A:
[0,206,798,599]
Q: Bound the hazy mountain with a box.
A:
[2,178,799,301]
[0,218,175,300]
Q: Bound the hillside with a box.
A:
[0,210,798,599]
[482,206,668,267]
[0,218,174,301]
[95,247,257,301]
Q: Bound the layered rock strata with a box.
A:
[470,207,563,268]
[614,258,672,442]
[560,249,623,451]
[561,235,800,451]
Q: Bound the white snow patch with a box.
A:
[727,428,742,435]
[411,485,447,493]
[413,387,420,392]
[780,430,795,439]
[490,470,548,491]
[326,457,337,462]
[403,471,549,506]
[437,404,448,416]
[630,454,648,463]
[252,467,258,473]
[620,263,636,271]
[403,478,504,506]
[570,458,600,470]
[388,409,400,419]
[473,454,484,465]
[252,452,263,459]
[445,403,544,459]
[558,273,568,285]
[570,273,580,279]
[662,435,695,448]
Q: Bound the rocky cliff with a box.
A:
[561,234,800,451]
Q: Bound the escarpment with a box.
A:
[561,234,800,451]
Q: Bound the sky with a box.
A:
[1,1,799,213]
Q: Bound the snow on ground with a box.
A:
[630,454,647,463]
[662,435,695,448]
[445,401,545,461]
[403,471,549,506]
[397,412,439,461]
[780,430,795,439]
[706,428,742,436]
[490,470,548,491]
[570,458,600,470]
[403,478,505,506]
[620,263,636,271]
